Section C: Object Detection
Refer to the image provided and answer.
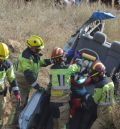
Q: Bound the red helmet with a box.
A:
[90,61,106,78]
[51,47,64,64]
[51,47,64,59]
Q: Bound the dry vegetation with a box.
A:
[0,0,120,128]
[0,0,120,54]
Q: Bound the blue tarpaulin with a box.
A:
[91,11,116,20]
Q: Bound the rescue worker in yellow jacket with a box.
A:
[90,61,115,129]
[50,48,103,129]
[0,42,21,128]
[73,60,115,129]
[15,35,51,109]
[50,47,81,129]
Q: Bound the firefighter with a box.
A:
[0,42,21,128]
[89,61,115,129]
[15,35,51,109]
[69,56,97,129]
[50,47,82,129]
[50,47,70,129]
[73,60,115,129]
[50,48,100,129]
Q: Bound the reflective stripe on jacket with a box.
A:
[93,78,114,105]
[50,63,80,87]
[50,69,70,87]
[0,60,18,92]
[50,63,70,102]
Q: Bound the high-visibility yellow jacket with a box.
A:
[15,47,51,88]
[0,60,19,93]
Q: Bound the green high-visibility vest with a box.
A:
[50,69,70,87]
[16,54,46,78]
[50,63,80,88]
[0,63,16,91]
[93,81,114,105]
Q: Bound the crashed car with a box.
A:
[63,11,120,94]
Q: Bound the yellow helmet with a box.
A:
[0,42,9,60]
[26,35,44,49]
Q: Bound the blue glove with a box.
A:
[66,48,75,58]
[75,87,87,96]
[73,50,80,60]
[34,83,45,92]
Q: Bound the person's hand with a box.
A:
[34,83,45,92]
[15,94,21,103]
[13,90,21,101]
[38,86,46,92]
[44,88,51,97]
[73,50,80,60]
[14,92,21,107]
[66,48,75,58]
[50,58,54,64]
[75,87,87,96]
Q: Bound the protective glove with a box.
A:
[34,83,45,92]
[44,58,52,65]
[13,90,21,107]
[66,48,75,58]
[44,86,51,97]
[75,87,87,96]
[73,50,80,60]
[15,94,21,102]
[38,86,46,92]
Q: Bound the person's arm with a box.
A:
[18,56,44,91]
[70,74,98,110]
[67,64,81,85]
[39,58,52,67]
[68,64,81,75]
[19,57,37,87]
[6,64,21,100]
[92,88,103,104]
[23,69,44,91]
[102,82,114,104]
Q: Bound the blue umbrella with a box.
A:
[91,11,116,20]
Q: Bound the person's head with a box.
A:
[0,42,9,63]
[26,35,44,54]
[51,47,65,64]
[90,61,106,82]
